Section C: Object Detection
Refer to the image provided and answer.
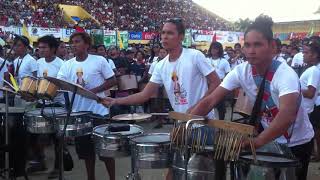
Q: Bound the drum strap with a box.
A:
[248,66,267,132]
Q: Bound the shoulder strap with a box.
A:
[248,71,267,130]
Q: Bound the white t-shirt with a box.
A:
[148,57,166,75]
[221,61,314,147]
[13,54,37,84]
[57,54,114,115]
[150,48,215,118]
[299,65,320,113]
[275,55,286,63]
[37,57,65,104]
[291,52,304,67]
[230,58,244,70]
[107,59,116,70]
[208,57,230,79]
[312,64,320,106]
[37,57,64,77]
[148,60,158,75]
[0,58,8,98]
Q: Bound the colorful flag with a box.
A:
[22,22,31,41]
[117,31,124,49]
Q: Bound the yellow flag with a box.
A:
[117,31,124,49]
[9,73,19,92]
[22,22,31,41]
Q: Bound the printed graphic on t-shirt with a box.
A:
[43,69,48,77]
[172,71,188,105]
[76,68,86,87]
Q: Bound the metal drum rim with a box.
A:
[130,133,170,145]
[238,151,300,168]
[92,124,144,138]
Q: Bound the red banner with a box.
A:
[142,32,158,40]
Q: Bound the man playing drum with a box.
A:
[57,32,117,180]
[28,35,65,178]
[189,15,314,180]
[100,18,221,180]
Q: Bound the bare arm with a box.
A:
[90,76,117,94]
[254,93,299,148]
[302,85,316,99]
[190,86,230,116]
[203,71,221,97]
[100,82,160,106]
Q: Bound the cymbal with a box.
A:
[46,77,101,101]
[112,113,152,122]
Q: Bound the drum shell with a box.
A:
[58,112,93,137]
[25,114,61,134]
[20,76,38,96]
[93,124,143,158]
[172,150,216,180]
[130,133,172,169]
[37,78,59,100]
[24,108,66,134]
[235,152,299,180]
[117,75,138,91]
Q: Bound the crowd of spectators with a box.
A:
[0,0,230,31]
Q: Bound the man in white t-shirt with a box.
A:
[0,56,8,101]
[190,15,314,180]
[37,36,65,105]
[100,19,220,118]
[207,41,231,120]
[302,41,320,161]
[12,35,37,84]
[291,51,304,67]
[26,35,65,176]
[100,18,221,180]
[148,46,168,76]
[57,32,117,180]
[96,44,116,72]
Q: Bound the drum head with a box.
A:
[26,108,67,117]
[94,124,143,137]
[131,133,170,144]
[239,152,300,168]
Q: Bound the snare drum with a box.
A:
[25,108,67,134]
[37,78,59,100]
[20,76,38,98]
[117,75,138,91]
[236,152,300,180]
[130,133,171,169]
[93,124,143,158]
[58,111,93,137]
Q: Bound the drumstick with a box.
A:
[214,130,222,159]
[3,79,17,91]
[224,130,235,161]
[249,136,257,163]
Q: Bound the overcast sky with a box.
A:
[193,0,320,22]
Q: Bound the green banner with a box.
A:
[182,29,192,47]
[90,29,104,45]
[104,35,116,47]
